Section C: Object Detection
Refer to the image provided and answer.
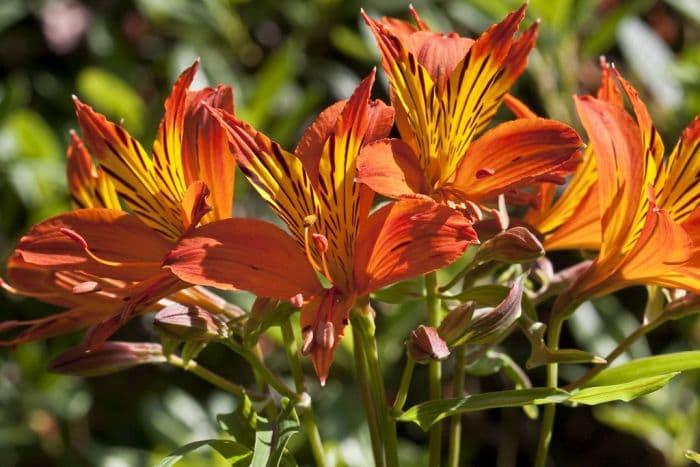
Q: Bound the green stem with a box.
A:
[253,343,278,420]
[564,318,665,391]
[425,271,442,467]
[392,357,415,414]
[534,295,580,467]
[447,345,466,467]
[352,305,399,467]
[280,321,327,467]
[168,355,265,401]
[534,314,563,467]
[223,340,299,401]
[352,323,385,467]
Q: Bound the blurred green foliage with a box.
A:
[1,0,700,466]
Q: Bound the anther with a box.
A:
[316,320,335,350]
[72,281,101,295]
[303,214,318,227]
[312,234,328,254]
[475,168,496,179]
[290,293,304,308]
[301,325,314,355]
[0,277,19,295]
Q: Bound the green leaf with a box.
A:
[250,398,300,467]
[156,439,252,467]
[397,388,569,430]
[584,351,700,387]
[76,67,145,132]
[217,394,257,449]
[447,285,511,307]
[569,373,678,405]
[686,450,700,464]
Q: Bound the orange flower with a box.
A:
[356,6,582,209]
[165,72,478,383]
[1,62,238,347]
[522,58,626,251]
[564,68,700,302]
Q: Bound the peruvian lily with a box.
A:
[1,61,238,348]
[561,68,700,306]
[356,5,582,211]
[523,58,625,251]
[164,71,478,383]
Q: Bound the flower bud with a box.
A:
[439,279,523,347]
[437,302,475,346]
[154,303,228,341]
[476,226,544,264]
[406,325,450,363]
[49,342,166,376]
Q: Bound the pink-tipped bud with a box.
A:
[290,293,304,308]
[59,227,88,249]
[406,325,450,364]
[72,281,101,295]
[312,234,329,254]
[476,226,544,264]
[49,341,166,376]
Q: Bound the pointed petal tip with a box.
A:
[319,375,327,387]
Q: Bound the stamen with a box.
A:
[301,325,314,355]
[303,226,324,272]
[476,168,496,179]
[316,320,335,350]
[72,281,101,295]
[0,277,19,295]
[60,228,161,269]
[312,233,333,282]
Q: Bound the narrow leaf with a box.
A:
[398,387,569,430]
[569,373,678,405]
[585,351,700,387]
[156,439,252,467]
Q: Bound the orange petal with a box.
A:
[574,95,644,259]
[544,187,602,251]
[295,96,392,186]
[208,106,319,247]
[83,272,185,349]
[356,138,427,198]
[314,71,378,288]
[16,208,172,281]
[181,181,212,231]
[503,93,538,119]
[66,131,120,210]
[451,118,582,200]
[353,199,478,294]
[182,84,236,223]
[151,61,199,218]
[73,98,184,240]
[0,303,119,347]
[438,6,537,183]
[164,218,322,300]
[657,116,700,224]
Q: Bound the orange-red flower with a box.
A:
[356,6,582,209]
[563,68,700,302]
[164,72,478,383]
[1,62,238,347]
